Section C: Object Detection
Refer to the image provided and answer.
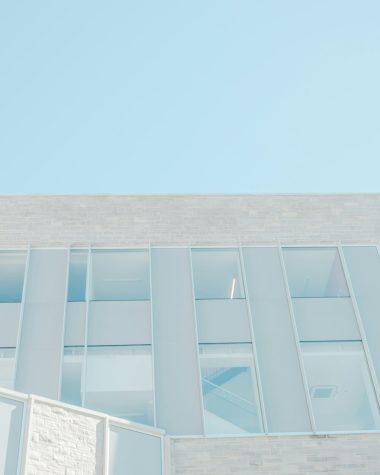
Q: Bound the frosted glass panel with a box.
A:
[15,249,68,399]
[67,250,88,302]
[0,304,22,348]
[301,342,380,431]
[343,246,380,389]
[85,345,154,425]
[283,248,349,298]
[0,348,16,389]
[151,248,203,435]
[192,249,245,299]
[293,298,359,342]
[199,344,263,434]
[0,396,24,475]
[88,301,151,346]
[109,426,162,475]
[61,346,84,406]
[242,247,312,433]
[90,250,149,301]
[64,303,86,346]
[0,251,27,303]
[196,299,251,343]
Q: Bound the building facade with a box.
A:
[1,194,380,474]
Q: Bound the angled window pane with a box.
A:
[90,250,150,301]
[301,342,380,431]
[85,345,154,425]
[242,247,312,433]
[0,348,16,389]
[192,249,245,300]
[199,344,263,435]
[109,426,162,475]
[61,346,84,406]
[67,250,88,302]
[0,251,27,303]
[0,396,24,475]
[343,246,380,392]
[283,248,349,298]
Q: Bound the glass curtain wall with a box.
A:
[61,250,88,406]
[61,249,155,426]
[109,425,162,475]
[191,248,263,435]
[0,251,27,390]
[283,247,380,431]
[0,396,24,475]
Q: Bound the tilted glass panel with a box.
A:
[292,298,360,342]
[15,249,69,399]
[109,426,162,475]
[151,248,204,435]
[0,396,24,475]
[61,346,84,406]
[90,250,150,301]
[0,251,26,391]
[191,249,245,300]
[85,345,154,425]
[283,248,349,298]
[242,247,312,433]
[301,342,380,431]
[0,348,16,389]
[199,344,263,435]
[67,250,88,302]
[343,246,380,391]
[0,251,27,303]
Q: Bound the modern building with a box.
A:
[1,193,380,474]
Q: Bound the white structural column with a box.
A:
[15,249,69,399]
[151,248,204,435]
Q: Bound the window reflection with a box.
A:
[0,348,16,389]
[283,248,349,298]
[199,344,262,434]
[67,250,88,302]
[0,251,27,303]
[85,345,154,425]
[90,250,150,301]
[61,346,84,406]
[109,426,162,475]
[0,396,24,475]
[192,249,245,300]
[301,342,380,431]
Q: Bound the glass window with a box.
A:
[0,251,27,303]
[283,247,349,298]
[192,249,245,300]
[0,396,24,475]
[301,342,380,431]
[90,250,150,301]
[61,346,84,406]
[109,426,162,475]
[0,348,16,389]
[84,345,154,425]
[67,250,88,302]
[199,343,263,434]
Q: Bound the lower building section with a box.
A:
[0,388,165,475]
[2,387,380,474]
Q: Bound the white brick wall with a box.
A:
[0,194,379,247]
[170,435,380,475]
[25,400,104,475]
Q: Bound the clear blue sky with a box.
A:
[1,1,379,193]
